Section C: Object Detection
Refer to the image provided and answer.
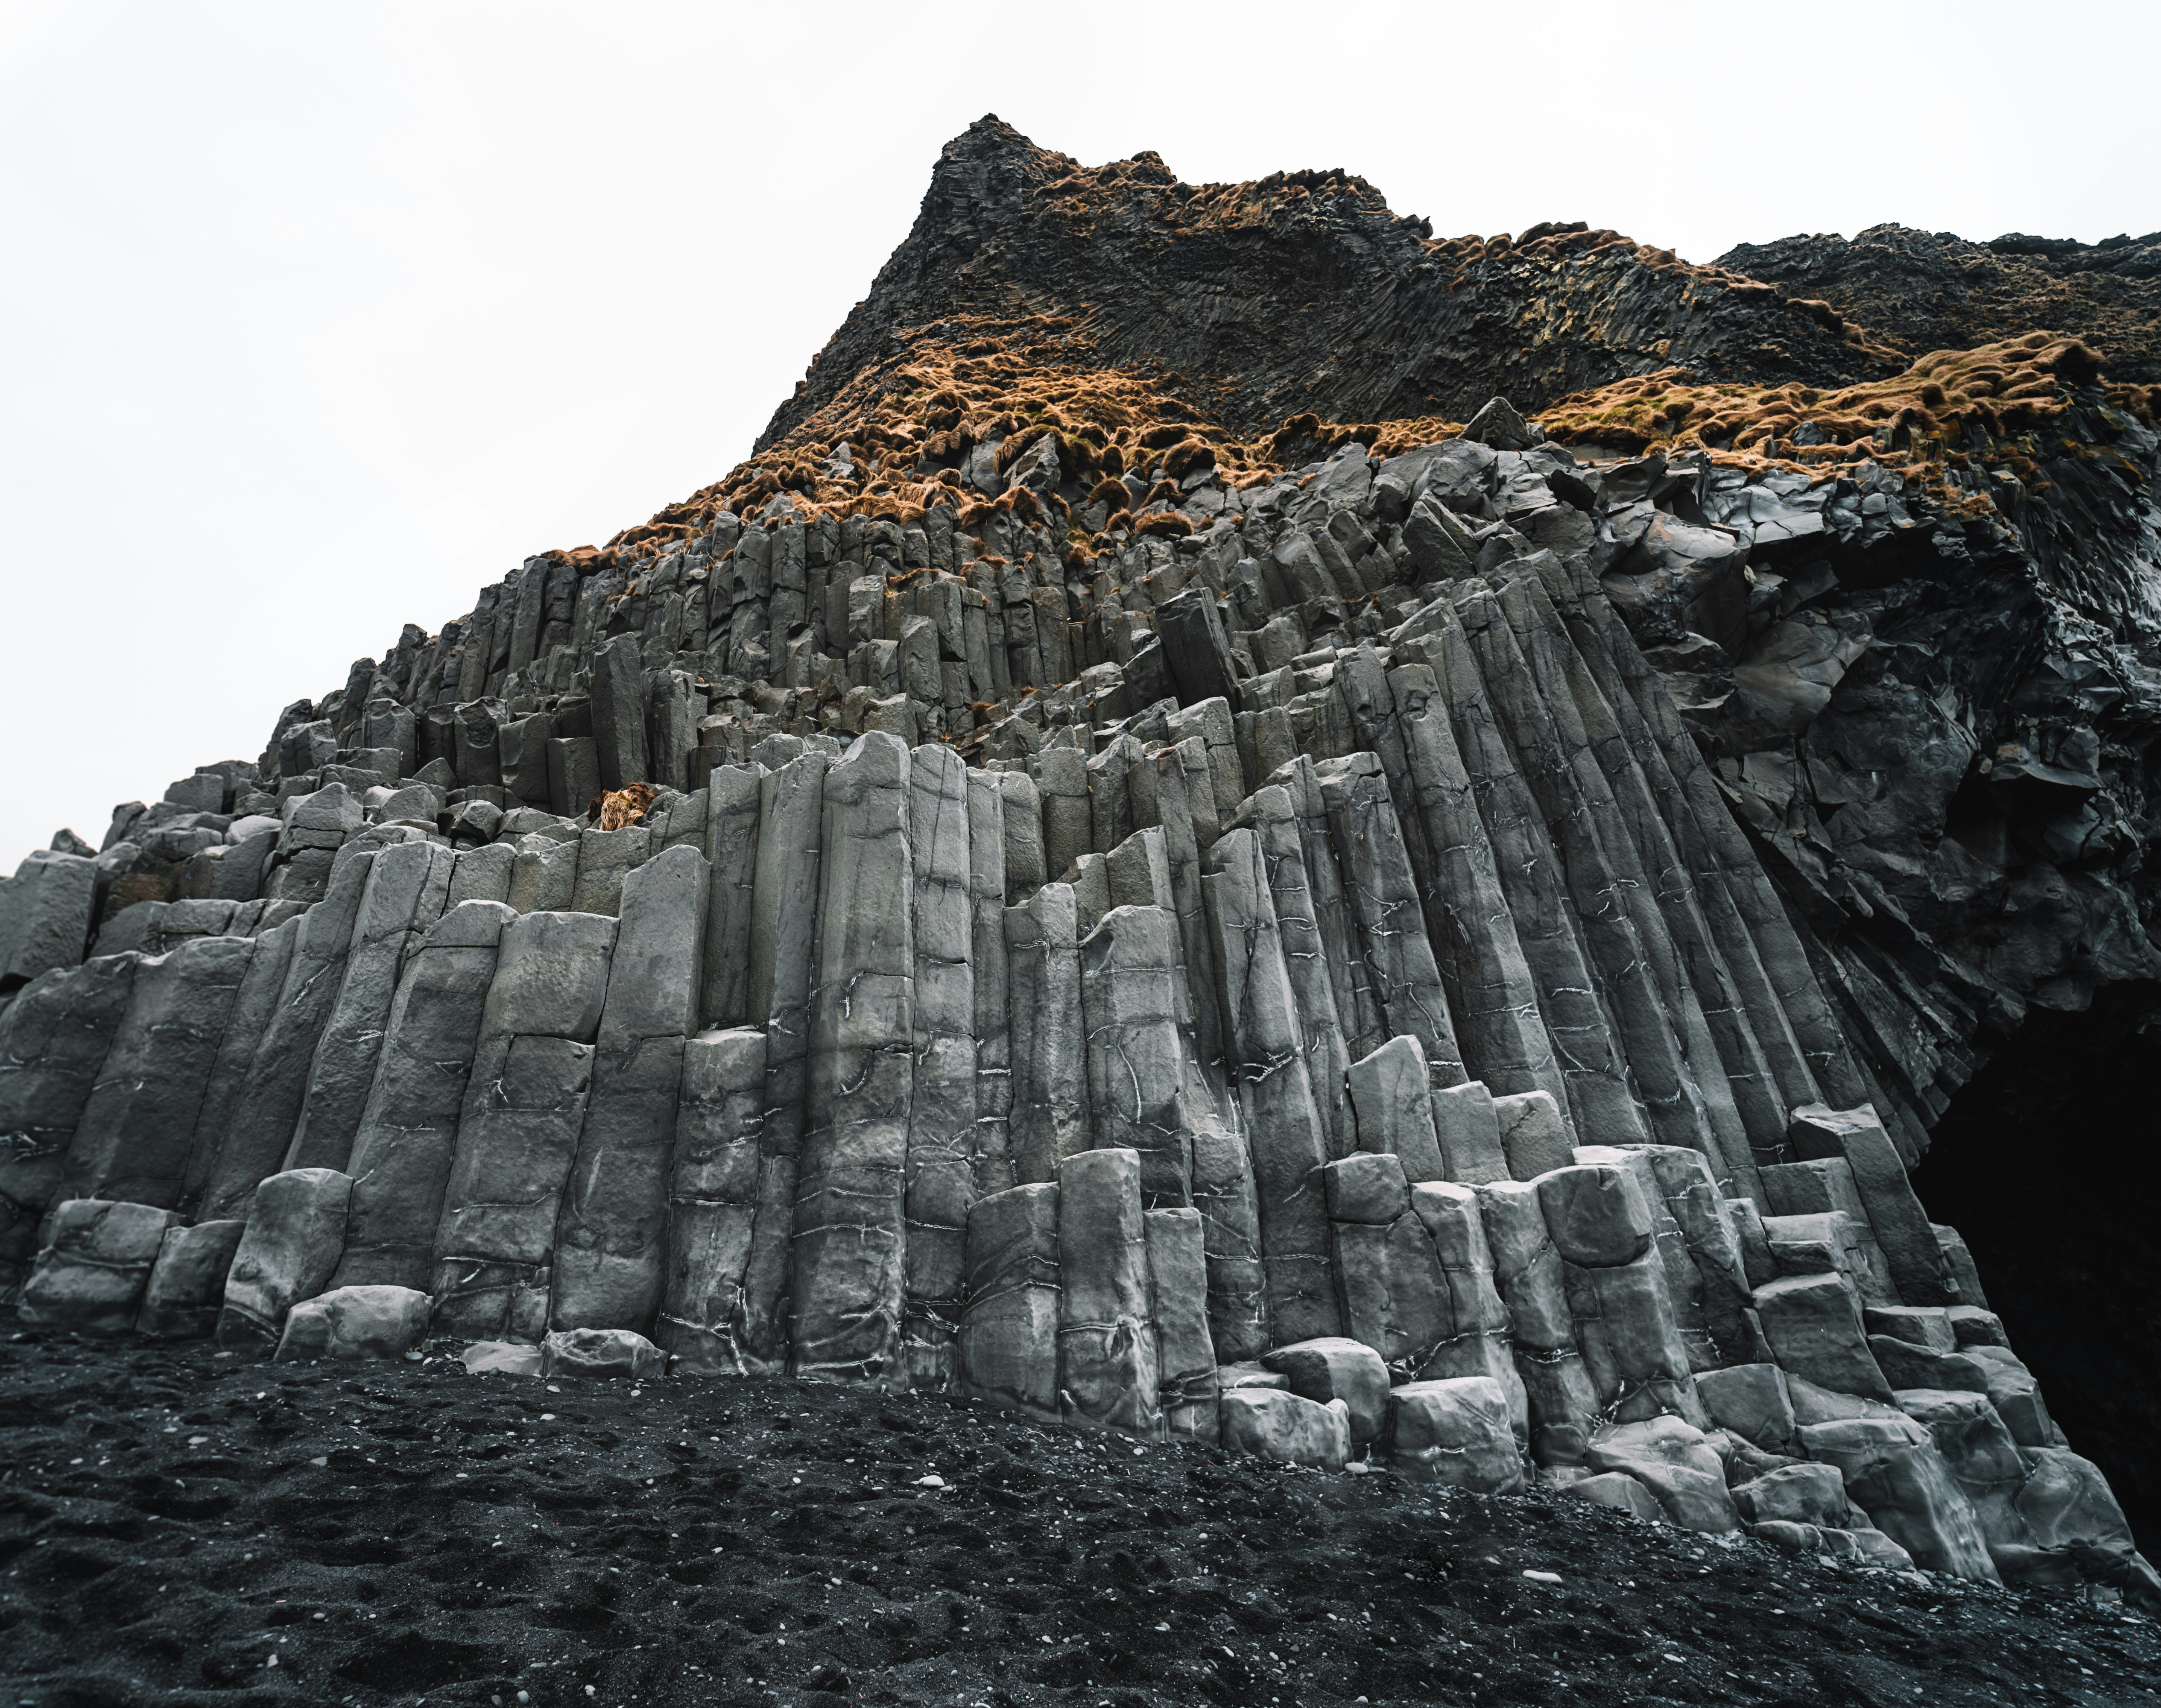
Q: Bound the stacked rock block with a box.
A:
[3,412,2150,1602]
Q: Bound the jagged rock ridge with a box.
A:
[3,120,2158,1604]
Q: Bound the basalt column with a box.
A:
[903,742,976,1389]
[331,899,516,1290]
[739,749,829,1369]
[791,732,915,1382]
[551,842,709,1333]
[431,910,617,1341]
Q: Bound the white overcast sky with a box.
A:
[4,2,2155,867]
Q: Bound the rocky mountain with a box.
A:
[3,117,2157,1608]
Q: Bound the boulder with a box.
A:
[1896,1387,2059,1585]
[541,1327,665,1380]
[462,1340,544,1376]
[1384,1377,1524,1492]
[1217,1387,1351,1471]
[1263,1336,1390,1445]
[217,1167,354,1354]
[1825,1527,1918,1570]
[1693,1363,1797,1453]
[136,1219,246,1339]
[1798,1415,1999,1581]
[275,1285,432,1361]
[1568,1472,1665,1521]
[1730,1463,1851,1530]
[1585,1417,1740,1533]
[17,1199,181,1334]
[2016,1447,2142,1582]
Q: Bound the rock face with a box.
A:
[6,120,2158,1599]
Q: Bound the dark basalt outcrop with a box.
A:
[4,119,2159,1619]
[760,116,1897,451]
[1720,222,2161,386]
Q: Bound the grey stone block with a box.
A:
[0,852,99,989]
[62,934,255,1209]
[1476,1177,1600,1465]
[0,953,140,1290]
[541,1327,664,1379]
[217,1167,354,1354]
[959,1182,1061,1416]
[546,737,602,817]
[655,1026,766,1373]
[1346,1035,1447,1183]
[1787,1103,1951,1305]
[331,899,514,1290]
[1798,1414,1999,1582]
[1896,1388,2053,1585]
[286,839,454,1174]
[1568,1472,1666,1521]
[1693,1363,1797,1453]
[1263,1335,1389,1445]
[699,763,765,1027]
[1753,1272,1893,1402]
[1057,1148,1158,1436]
[1585,1417,1738,1532]
[136,1218,246,1339]
[591,633,651,791]
[448,842,516,907]
[508,835,578,913]
[1429,1080,1510,1186]
[275,1285,432,1361]
[1869,1334,1991,1393]
[1203,828,1336,1345]
[1386,1377,1524,1491]
[17,1199,181,1334]
[1731,1462,1850,1529]
[1006,883,1089,1185]
[1145,1205,1219,1442]
[551,845,708,1334]
[431,910,616,1342]
[1538,1164,1653,1268]
[1217,1387,1350,1470]
[569,825,650,916]
[199,851,376,1219]
[1495,1090,1572,1179]
[902,743,975,1389]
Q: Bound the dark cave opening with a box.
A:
[1917,980,2161,1562]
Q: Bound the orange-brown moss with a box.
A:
[1537,334,2145,473]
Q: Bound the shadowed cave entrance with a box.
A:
[1916,981,2161,1561]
